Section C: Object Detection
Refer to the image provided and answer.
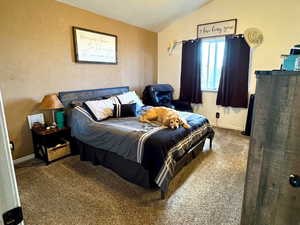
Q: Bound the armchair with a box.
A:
[142,84,193,112]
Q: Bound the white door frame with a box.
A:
[0,90,24,225]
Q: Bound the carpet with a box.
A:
[15,127,249,225]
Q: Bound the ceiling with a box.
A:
[57,0,211,32]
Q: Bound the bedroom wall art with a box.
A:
[73,27,117,64]
[197,19,237,38]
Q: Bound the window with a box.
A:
[201,37,225,91]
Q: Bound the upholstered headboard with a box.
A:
[58,86,130,126]
[58,86,129,107]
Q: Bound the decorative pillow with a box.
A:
[116,91,144,108]
[113,103,137,118]
[84,96,119,121]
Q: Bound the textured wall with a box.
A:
[158,0,300,130]
[0,0,157,159]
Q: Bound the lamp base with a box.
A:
[47,110,57,129]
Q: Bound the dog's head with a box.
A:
[167,115,181,129]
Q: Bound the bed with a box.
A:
[59,86,214,199]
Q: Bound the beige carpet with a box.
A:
[15,128,249,225]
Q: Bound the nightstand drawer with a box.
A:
[46,140,71,162]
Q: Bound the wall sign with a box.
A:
[197,19,237,38]
[73,27,117,64]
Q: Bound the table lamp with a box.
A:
[39,94,64,126]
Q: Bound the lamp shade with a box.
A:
[39,94,64,110]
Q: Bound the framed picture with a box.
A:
[27,113,45,129]
[197,19,237,38]
[72,27,118,64]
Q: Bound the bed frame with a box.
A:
[59,86,214,200]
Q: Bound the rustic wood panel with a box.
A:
[241,73,300,225]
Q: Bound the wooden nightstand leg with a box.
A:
[31,132,39,159]
[33,144,39,159]
[34,143,42,160]
[40,145,50,165]
[161,190,166,200]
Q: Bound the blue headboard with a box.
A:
[58,86,129,107]
[59,86,130,126]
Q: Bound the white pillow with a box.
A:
[117,91,144,107]
[85,97,119,121]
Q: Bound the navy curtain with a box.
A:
[216,35,250,108]
[179,39,202,104]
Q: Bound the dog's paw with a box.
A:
[183,123,191,129]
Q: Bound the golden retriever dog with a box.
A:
[139,107,190,129]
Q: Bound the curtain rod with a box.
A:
[168,34,244,55]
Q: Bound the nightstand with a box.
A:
[31,127,71,165]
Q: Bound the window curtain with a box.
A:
[179,39,202,104]
[216,35,250,108]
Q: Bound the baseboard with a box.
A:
[13,154,34,165]
[212,124,243,133]
[210,122,243,131]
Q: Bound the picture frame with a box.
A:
[27,113,45,129]
[197,19,237,39]
[72,27,118,64]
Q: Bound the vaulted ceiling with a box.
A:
[57,0,211,32]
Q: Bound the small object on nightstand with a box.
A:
[32,122,44,130]
[31,126,71,165]
[55,111,65,129]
